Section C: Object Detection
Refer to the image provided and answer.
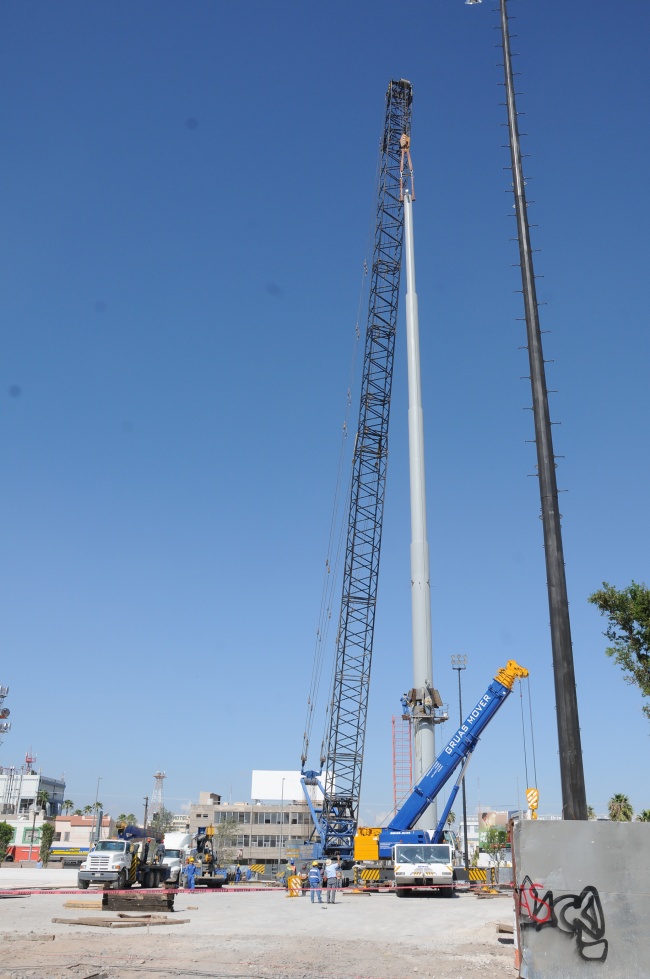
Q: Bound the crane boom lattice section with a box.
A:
[321,79,413,854]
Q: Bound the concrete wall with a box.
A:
[513,820,650,978]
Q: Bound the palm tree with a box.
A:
[636,810,650,822]
[608,793,633,821]
[93,801,103,811]
[446,811,456,828]
[82,805,93,816]
[73,809,83,816]
[36,789,50,811]
[62,800,75,815]
[587,805,596,820]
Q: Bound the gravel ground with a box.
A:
[0,868,517,979]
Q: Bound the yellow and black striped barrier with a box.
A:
[357,868,380,881]
[249,864,265,874]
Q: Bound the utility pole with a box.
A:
[498,0,587,819]
[451,655,469,870]
[143,796,149,834]
[90,776,102,844]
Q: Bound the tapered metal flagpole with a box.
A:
[498,0,587,820]
[403,189,437,827]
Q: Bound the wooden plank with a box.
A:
[52,916,189,928]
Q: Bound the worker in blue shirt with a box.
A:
[184,857,197,890]
[308,861,323,903]
[325,859,340,903]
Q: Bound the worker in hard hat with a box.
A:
[184,856,197,890]
[308,861,323,904]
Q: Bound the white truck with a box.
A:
[393,842,455,897]
[78,836,169,890]
[162,832,192,887]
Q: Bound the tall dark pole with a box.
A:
[451,655,469,869]
[498,0,586,819]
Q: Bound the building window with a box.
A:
[53,832,61,842]
[64,832,70,842]
[251,835,280,848]
[23,828,42,844]
[253,811,289,825]
[236,835,250,848]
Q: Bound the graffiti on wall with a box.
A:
[518,876,608,963]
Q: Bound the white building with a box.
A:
[0,765,65,817]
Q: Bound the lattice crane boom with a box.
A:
[302,79,413,858]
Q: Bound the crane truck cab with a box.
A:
[393,842,455,896]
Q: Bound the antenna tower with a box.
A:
[0,686,10,748]
[151,771,166,815]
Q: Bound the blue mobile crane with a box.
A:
[353,660,528,889]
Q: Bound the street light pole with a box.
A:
[451,655,469,870]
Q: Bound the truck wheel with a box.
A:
[143,870,154,889]
[78,879,89,890]
[117,870,126,890]
[396,887,411,897]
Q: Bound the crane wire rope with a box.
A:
[301,148,383,770]
[518,675,538,792]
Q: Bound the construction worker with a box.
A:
[308,861,323,904]
[325,858,340,904]
[184,856,197,890]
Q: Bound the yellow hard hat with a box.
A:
[312,861,318,866]
[188,857,195,863]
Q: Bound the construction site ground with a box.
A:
[0,868,517,979]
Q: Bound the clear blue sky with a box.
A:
[1,1,649,824]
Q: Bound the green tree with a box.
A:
[117,812,138,826]
[608,793,633,822]
[73,809,83,816]
[211,819,238,866]
[483,826,508,851]
[39,822,56,866]
[587,805,597,820]
[589,581,650,719]
[82,805,93,816]
[636,810,650,822]
[62,800,75,815]
[446,811,456,828]
[0,821,14,861]
[36,789,50,810]
[150,807,174,836]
